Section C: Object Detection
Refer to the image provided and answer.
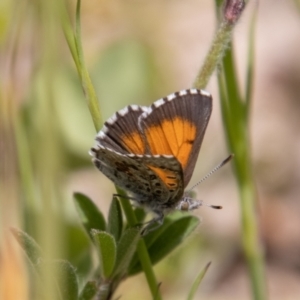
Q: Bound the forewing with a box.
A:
[139,89,212,187]
[95,105,148,155]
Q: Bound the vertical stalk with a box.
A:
[118,189,163,300]
[194,1,266,299]
[219,44,267,300]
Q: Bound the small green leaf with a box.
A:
[36,260,78,300]
[113,227,140,277]
[65,222,92,278]
[11,227,43,265]
[128,216,176,273]
[55,260,79,300]
[142,216,175,248]
[107,197,123,241]
[187,262,211,300]
[147,216,199,262]
[129,216,199,275]
[79,281,98,300]
[74,192,106,237]
[91,230,116,278]
[11,228,79,299]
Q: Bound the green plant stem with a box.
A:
[219,47,266,300]
[194,1,266,298]
[74,0,102,132]
[239,165,266,300]
[60,5,80,73]
[232,138,266,300]
[61,1,101,131]
[117,188,162,300]
[193,22,233,89]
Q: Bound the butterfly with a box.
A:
[90,89,215,232]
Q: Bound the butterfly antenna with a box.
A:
[187,154,234,193]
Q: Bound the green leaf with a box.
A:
[127,216,176,273]
[187,262,211,300]
[107,197,123,241]
[34,260,78,300]
[91,230,116,278]
[64,222,92,278]
[113,227,140,277]
[146,216,199,262]
[55,260,79,300]
[74,192,106,237]
[142,216,175,248]
[11,227,43,265]
[129,216,199,275]
[79,281,98,300]
[11,228,79,299]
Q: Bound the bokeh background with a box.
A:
[1,0,300,299]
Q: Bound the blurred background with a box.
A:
[1,0,300,299]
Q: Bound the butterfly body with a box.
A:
[90,89,212,225]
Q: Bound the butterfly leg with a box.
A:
[141,212,164,236]
[113,194,164,235]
